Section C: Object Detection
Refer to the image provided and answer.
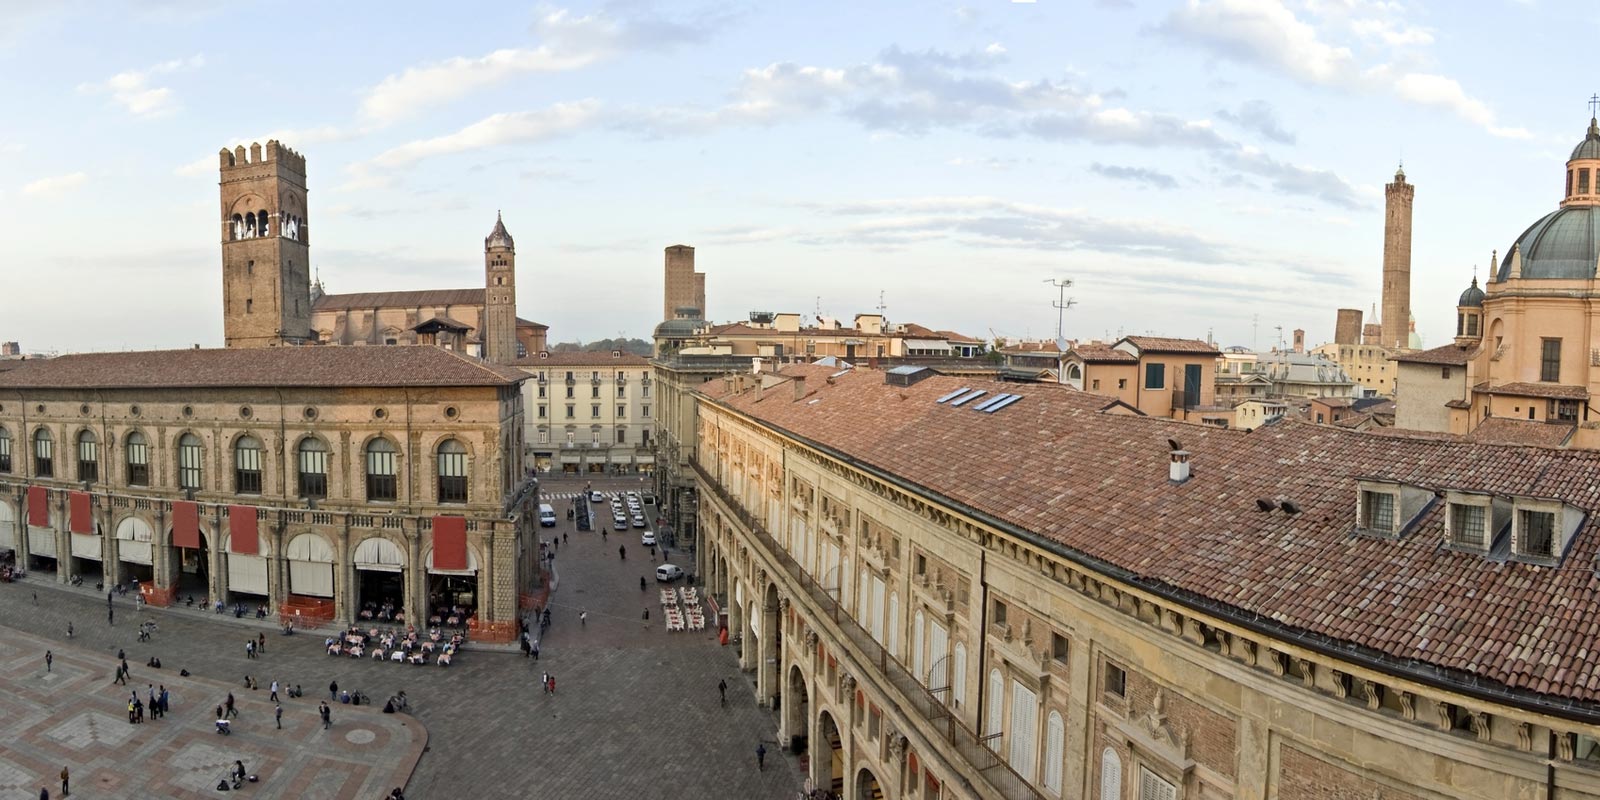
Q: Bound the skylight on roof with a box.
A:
[936,387,970,404]
[830,369,851,379]
[972,393,1012,412]
[981,395,1023,414]
[949,389,988,407]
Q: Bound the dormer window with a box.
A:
[1360,489,1396,533]
[1510,498,1583,563]
[1448,502,1486,549]
[1355,479,1431,538]
[1517,509,1556,557]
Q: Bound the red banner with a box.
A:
[229,505,258,555]
[27,486,48,528]
[172,501,200,549]
[69,491,92,534]
[432,516,468,570]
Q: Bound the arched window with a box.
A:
[177,433,203,491]
[125,432,149,486]
[77,430,98,482]
[437,439,468,503]
[365,438,398,502]
[952,643,968,709]
[0,426,12,473]
[257,210,270,237]
[986,668,1004,751]
[243,213,256,238]
[1045,711,1065,795]
[234,435,263,494]
[1099,748,1122,800]
[33,428,53,477]
[1066,363,1082,381]
[297,438,328,499]
[231,213,244,241]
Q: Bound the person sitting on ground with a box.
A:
[179,668,190,677]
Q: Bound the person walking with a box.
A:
[719,679,727,706]
[269,680,279,703]
[245,640,255,660]
[120,658,130,680]
[257,632,266,654]
[580,610,587,627]
[329,680,339,701]
[756,743,766,771]
[619,545,626,560]
[159,686,169,716]
[45,650,52,673]
[275,703,283,730]
[531,640,540,661]
[547,674,555,695]
[563,532,569,545]
[66,622,73,639]
[319,701,331,730]
[59,766,68,797]
[640,576,646,591]
[225,692,237,719]
[112,664,126,686]
[540,672,549,695]
[148,686,158,720]
[31,590,37,605]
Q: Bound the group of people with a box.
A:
[358,600,402,623]
[127,683,169,724]
[326,625,463,667]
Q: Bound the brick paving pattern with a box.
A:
[1,476,802,799]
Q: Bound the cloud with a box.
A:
[360,8,714,123]
[78,55,204,117]
[1217,99,1295,144]
[23,172,87,196]
[368,101,601,168]
[1158,0,1520,138]
[1089,163,1179,189]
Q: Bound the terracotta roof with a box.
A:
[511,351,651,367]
[0,347,525,389]
[516,317,549,330]
[703,364,1600,706]
[1480,382,1589,401]
[1391,343,1473,365]
[1444,399,1472,409]
[1068,343,1137,363]
[1000,341,1063,355]
[935,330,983,344]
[1118,335,1221,355]
[1466,417,1576,448]
[410,315,473,333]
[313,288,485,311]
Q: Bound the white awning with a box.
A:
[115,517,154,564]
[0,500,14,551]
[286,533,334,562]
[71,533,102,560]
[426,547,479,576]
[228,554,268,594]
[289,561,333,597]
[560,454,581,464]
[354,537,405,572]
[634,455,655,464]
[28,526,55,557]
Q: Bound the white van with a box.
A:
[538,504,557,527]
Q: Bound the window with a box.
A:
[591,385,600,399]
[1361,489,1396,532]
[642,404,651,418]
[985,669,1004,749]
[537,385,546,399]
[1449,502,1486,548]
[1144,363,1165,390]
[642,384,650,398]
[538,404,546,419]
[297,438,328,498]
[591,404,601,419]
[1441,366,1451,379]
[1091,379,1100,390]
[1518,509,1556,557]
[565,386,574,399]
[437,439,468,503]
[1051,633,1069,663]
[1582,169,1592,195]
[616,428,626,444]
[76,430,98,482]
[565,405,575,420]
[617,385,626,399]
[125,432,148,486]
[234,436,263,494]
[0,427,10,473]
[1555,399,1580,422]
[1008,680,1039,782]
[1138,767,1177,800]
[992,599,1008,627]
[617,404,626,418]
[33,428,53,477]
[365,439,398,501]
[177,433,203,490]
[1541,338,1562,382]
[1105,662,1126,698]
[1100,749,1123,800]
[1117,378,1127,390]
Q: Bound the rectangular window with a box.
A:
[617,404,626,418]
[1441,366,1451,379]
[565,405,575,420]
[366,451,397,502]
[642,404,651,418]
[616,428,626,444]
[0,431,10,473]
[1582,169,1592,195]
[642,384,650,398]
[1052,633,1069,663]
[1361,490,1396,532]
[591,386,600,399]
[1138,767,1177,800]
[178,441,203,490]
[992,599,1007,627]
[437,451,468,503]
[126,440,148,486]
[617,385,626,399]
[35,435,53,478]
[298,450,327,499]
[1542,338,1562,382]
[1144,363,1165,389]
[1555,399,1580,421]
[77,439,98,482]
[1117,378,1127,390]
[1450,503,1486,548]
[565,386,574,399]
[1105,662,1126,698]
[1091,379,1100,390]
[1519,509,1556,556]
[537,385,546,399]
[591,404,601,419]
[234,447,262,494]
[538,405,546,419]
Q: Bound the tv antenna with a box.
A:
[1043,278,1075,350]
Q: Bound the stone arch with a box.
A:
[352,533,407,570]
[114,515,156,565]
[293,433,334,497]
[785,664,810,754]
[817,709,844,796]
[285,531,336,598]
[854,766,882,799]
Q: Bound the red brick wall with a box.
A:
[1279,744,1423,800]
[1126,671,1238,779]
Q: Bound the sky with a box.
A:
[2,0,1597,354]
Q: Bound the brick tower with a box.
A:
[663,244,705,321]
[1380,166,1414,351]
[219,141,312,348]
[483,212,518,364]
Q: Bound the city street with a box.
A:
[0,474,801,799]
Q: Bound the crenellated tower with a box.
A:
[219,140,312,348]
[483,212,518,364]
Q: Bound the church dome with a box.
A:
[1497,205,1600,280]
[485,212,514,250]
[1573,117,1600,161]
[1457,277,1484,307]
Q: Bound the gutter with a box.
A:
[700,393,1600,730]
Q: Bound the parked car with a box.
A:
[590,490,606,502]
[655,564,684,582]
[632,516,647,528]
[641,531,656,546]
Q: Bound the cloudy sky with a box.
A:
[2,0,1595,353]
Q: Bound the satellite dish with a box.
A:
[1280,500,1302,515]
[1167,438,1183,451]
[1255,498,1276,512]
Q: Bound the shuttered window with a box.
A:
[887,593,900,657]
[1044,712,1065,795]
[985,669,1004,751]
[1138,767,1176,800]
[928,621,949,696]
[1008,680,1039,782]
[952,644,967,709]
[913,610,926,682]
[0,427,10,473]
[1100,749,1122,800]
[870,576,886,643]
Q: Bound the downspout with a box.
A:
[973,546,989,743]
[1548,729,1557,800]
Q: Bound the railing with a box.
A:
[693,459,1046,800]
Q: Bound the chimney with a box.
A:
[752,357,764,375]
[793,375,807,401]
[1169,450,1191,483]
[1292,329,1305,353]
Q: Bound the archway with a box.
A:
[0,499,15,552]
[114,516,155,586]
[26,509,57,575]
[785,665,810,760]
[353,536,405,621]
[285,532,335,604]
[426,546,479,628]
[817,710,844,796]
[223,531,269,610]
[856,766,884,800]
[170,526,211,606]
[761,583,781,707]
[68,521,107,587]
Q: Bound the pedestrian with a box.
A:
[601,529,607,542]
[113,665,126,686]
[640,576,646,591]
[257,632,266,654]
[643,608,650,621]
[756,743,766,771]
[159,686,169,716]
[148,686,158,719]
[580,610,587,626]
[275,703,283,730]
[246,640,255,659]
[719,679,727,705]
[520,633,530,658]
[66,622,73,639]
[563,532,569,545]
[32,590,37,605]
[215,704,224,721]
[329,680,339,701]
[619,545,626,560]
[541,671,549,695]
[108,607,113,626]
[45,650,52,673]
[547,674,555,695]
[40,786,49,800]
[117,648,125,661]
[320,701,331,730]
[270,680,279,702]
[120,658,130,679]
[60,766,68,797]
[225,692,237,719]
[531,640,540,661]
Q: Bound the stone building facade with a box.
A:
[0,347,538,640]
[515,350,656,474]
[688,362,1600,799]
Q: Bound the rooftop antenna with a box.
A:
[1274,325,1284,352]
[876,290,888,327]
[1044,277,1075,351]
[1252,314,1259,351]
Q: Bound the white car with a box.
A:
[590,491,605,502]
[641,531,656,546]
[655,564,683,582]
[632,516,647,528]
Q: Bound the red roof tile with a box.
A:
[0,347,525,389]
[1465,418,1576,448]
[1392,343,1473,365]
[1481,382,1589,401]
[1068,343,1137,363]
[1119,335,1220,355]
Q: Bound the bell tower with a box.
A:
[483,212,518,364]
[219,140,312,348]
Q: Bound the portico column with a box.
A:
[206,511,225,605]
[14,488,31,571]
[54,492,69,584]
[405,522,422,627]
[103,502,122,588]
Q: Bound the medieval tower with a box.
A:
[663,244,706,321]
[1380,166,1414,351]
[483,212,519,364]
[219,141,312,348]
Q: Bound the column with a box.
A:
[404,522,422,628]
[483,527,499,622]
[14,488,31,572]
[206,514,225,605]
[335,524,353,625]
[55,492,69,583]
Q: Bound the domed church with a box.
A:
[1394,115,1600,447]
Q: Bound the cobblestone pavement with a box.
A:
[0,485,802,800]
